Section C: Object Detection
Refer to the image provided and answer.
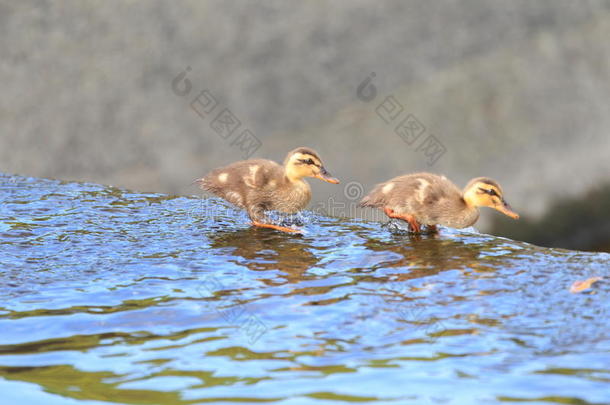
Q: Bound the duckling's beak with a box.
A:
[496,199,519,219]
[315,167,340,184]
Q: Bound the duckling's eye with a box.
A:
[478,187,498,196]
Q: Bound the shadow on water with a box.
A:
[208,228,319,283]
[0,174,609,404]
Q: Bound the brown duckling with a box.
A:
[196,147,339,233]
[359,172,518,233]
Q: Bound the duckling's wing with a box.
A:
[360,173,459,211]
[360,173,430,208]
[197,159,282,208]
[393,173,466,224]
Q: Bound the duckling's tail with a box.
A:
[358,190,386,209]
[193,177,206,188]
[193,176,216,193]
[358,195,371,207]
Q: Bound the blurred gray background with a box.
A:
[1,1,609,251]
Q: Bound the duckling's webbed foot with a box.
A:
[248,206,302,234]
[251,220,303,234]
[383,207,422,233]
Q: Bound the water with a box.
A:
[0,174,608,405]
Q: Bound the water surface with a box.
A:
[0,174,608,404]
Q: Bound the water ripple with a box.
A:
[1,174,609,404]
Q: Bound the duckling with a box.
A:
[359,172,518,233]
[196,147,339,233]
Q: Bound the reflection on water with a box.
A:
[0,174,609,404]
[209,228,319,282]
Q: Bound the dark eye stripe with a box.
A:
[298,158,320,167]
[478,187,499,196]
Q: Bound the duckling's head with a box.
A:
[463,177,519,219]
[284,147,340,184]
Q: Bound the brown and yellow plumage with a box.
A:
[360,172,518,232]
[197,147,339,233]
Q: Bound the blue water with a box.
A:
[0,174,609,404]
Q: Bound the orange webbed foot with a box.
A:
[251,221,303,234]
[383,207,422,233]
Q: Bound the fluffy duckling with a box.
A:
[196,147,339,233]
[359,172,518,233]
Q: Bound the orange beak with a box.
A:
[496,200,519,219]
[315,167,340,184]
